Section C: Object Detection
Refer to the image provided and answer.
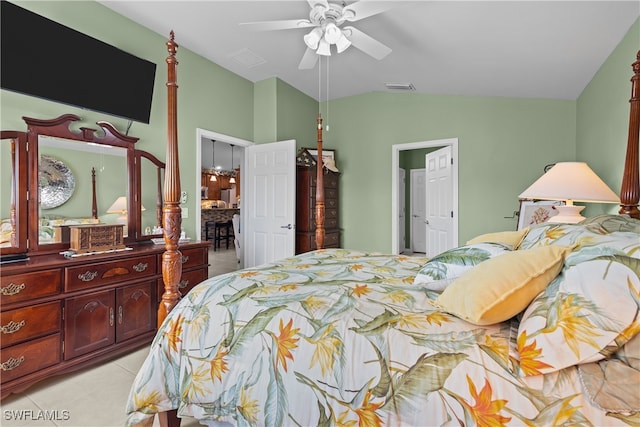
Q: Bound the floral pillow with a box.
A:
[519,222,640,262]
[413,242,511,291]
[580,214,640,234]
[515,256,640,376]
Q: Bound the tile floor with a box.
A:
[1,247,239,427]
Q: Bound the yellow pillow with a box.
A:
[466,228,530,250]
[433,245,572,325]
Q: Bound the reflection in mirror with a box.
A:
[0,138,14,247]
[37,135,128,245]
[0,131,27,255]
[138,151,164,239]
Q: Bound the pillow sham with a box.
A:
[518,222,608,250]
[580,214,640,234]
[518,223,640,265]
[432,245,572,326]
[466,227,529,250]
[516,257,640,376]
[413,242,512,291]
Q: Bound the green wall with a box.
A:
[1,0,256,237]
[1,2,637,254]
[325,93,575,250]
[577,18,640,218]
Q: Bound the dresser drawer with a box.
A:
[296,230,341,254]
[0,269,61,306]
[65,255,157,292]
[1,301,61,348]
[0,334,61,384]
[178,247,206,269]
[157,268,207,302]
[311,172,339,189]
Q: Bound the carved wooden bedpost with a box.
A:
[158,31,182,326]
[619,50,640,219]
[315,113,325,249]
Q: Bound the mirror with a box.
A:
[24,114,139,253]
[136,150,165,240]
[0,131,28,256]
[2,114,165,254]
[37,135,128,246]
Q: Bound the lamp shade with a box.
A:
[107,196,128,214]
[519,162,619,204]
[304,27,323,50]
[519,162,619,224]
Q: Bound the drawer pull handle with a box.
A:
[181,256,189,264]
[133,263,148,272]
[109,307,114,327]
[178,279,189,289]
[1,320,26,334]
[118,306,123,325]
[1,356,25,371]
[1,282,26,296]
[78,271,98,282]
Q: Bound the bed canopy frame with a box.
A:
[155,33,640,426]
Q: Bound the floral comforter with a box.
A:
[127,217,640,427]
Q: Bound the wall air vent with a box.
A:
[385,83,415,91]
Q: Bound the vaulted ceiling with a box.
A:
[99,1,639,101]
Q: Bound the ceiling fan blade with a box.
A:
[298,48,319,70]
[343,26,391,60]
[307,0,328,9]
[239,19,313,32]
[343,0,396,22]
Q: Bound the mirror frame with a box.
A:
[0,131,28,256]
[134,149,165,241]
[24,114,139,254]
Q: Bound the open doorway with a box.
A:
[391,138,459,255]
[195,128,252,267]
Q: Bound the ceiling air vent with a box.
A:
[228,48,266,68]
[385,83,415,91]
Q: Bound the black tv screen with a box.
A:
[1,1,156,124]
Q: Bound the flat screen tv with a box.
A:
[1,1,156,124]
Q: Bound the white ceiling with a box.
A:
[99,0,639,102]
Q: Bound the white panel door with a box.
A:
[410,169,426,253]
[425,146,454,258]
[243,140,296,268]
[398,168,406,254]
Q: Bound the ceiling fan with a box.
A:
[240,0,395,70]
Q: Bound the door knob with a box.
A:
[280,224,293,230]
[424,219,430,224]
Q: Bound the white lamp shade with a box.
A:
[107,196,128,214]
[323,22,341,44]
[304,27,323,50]
[335,33,351,53]
[316,38,331,56]
[519,162,619,204]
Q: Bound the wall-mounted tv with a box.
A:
[1,1,156,124]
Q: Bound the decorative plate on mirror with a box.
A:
[39,155,75,209]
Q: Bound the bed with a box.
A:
[126,35,640,427]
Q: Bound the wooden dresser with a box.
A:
[0,241,209,399]
[295,166,341,254]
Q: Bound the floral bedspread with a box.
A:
[127,231,639,426]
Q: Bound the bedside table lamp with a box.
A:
[107,196,129,224]
[519,162,620,223]
[107,196,145,236]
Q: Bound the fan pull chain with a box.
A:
[326,56,329,131]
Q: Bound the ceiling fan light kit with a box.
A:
[240,0,395,69]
